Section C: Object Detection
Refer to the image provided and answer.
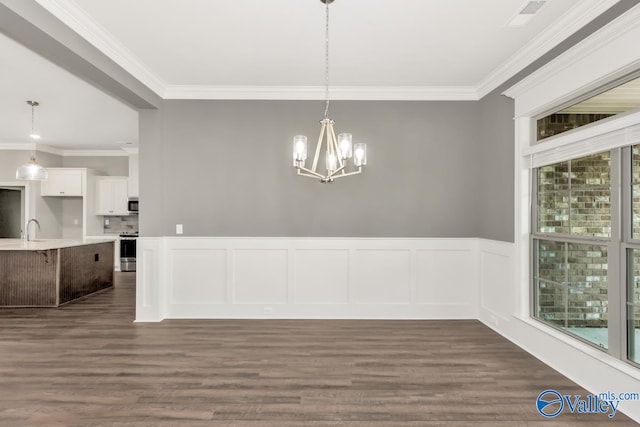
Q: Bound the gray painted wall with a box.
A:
[140,100,483,238]
[61,198,82,239]
[0,150,61,180]
[63,156,129,176]
[478,92,515,242]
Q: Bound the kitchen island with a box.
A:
[0,239,114,307]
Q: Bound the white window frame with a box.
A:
[504,6,640,364]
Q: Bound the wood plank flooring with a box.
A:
[0,272,637,426]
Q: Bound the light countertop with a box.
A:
[0,238,116,251]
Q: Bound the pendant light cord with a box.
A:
[323,0,330,120]
[29,101,37,157]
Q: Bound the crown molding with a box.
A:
[35,144,64,156]
[35,0,166,96]
[0,143,132,157]
[163,85,480,101]
[504,4,640,101]
[62,149,129,156]
[477,0,620,98]
[0,142,65,155]
[0,142,35,151]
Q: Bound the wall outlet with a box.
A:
[176,224,183,235]
[73,219,79,225]
[104,219,109,226]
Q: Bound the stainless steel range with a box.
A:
[119,232,138,272]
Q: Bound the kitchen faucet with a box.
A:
[25,218,40,241]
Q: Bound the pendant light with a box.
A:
[292,0,367,183]
[16,100,48,181]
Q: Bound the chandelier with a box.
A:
[16,100,48,181]
[292,0,367,183]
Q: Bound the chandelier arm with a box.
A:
[328,167,363,180]
[327,164,347,178]
[311,120,327,172]
[297,166,326,179]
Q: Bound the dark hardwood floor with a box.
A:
[0,273,637,426]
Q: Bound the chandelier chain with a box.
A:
[323,0,330,120]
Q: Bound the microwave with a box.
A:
[128,199,139,213]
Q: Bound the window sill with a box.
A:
[511,314,640,380]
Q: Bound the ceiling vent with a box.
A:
[508,0,547,27]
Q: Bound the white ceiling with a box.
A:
[0,0,624,151]
[57,0,595,96]
[0,32,139,152]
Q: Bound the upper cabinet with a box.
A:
[96,177,129,215]
[41,168,84,196]
[128,154,139,198]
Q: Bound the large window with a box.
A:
[627,146,640,364]
[533,152,611,348]
[534,145,640,366]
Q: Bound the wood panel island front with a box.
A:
[0,239,114,307]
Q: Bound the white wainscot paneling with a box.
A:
[233,249,288,304]
[478,240,516,326]
[351,249,411,304]
[294,249,348,304]
[415,249,475,305]
[142,237,481,320]
[135,237,164,322]
[169,248,226,304]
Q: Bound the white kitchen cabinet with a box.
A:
[128,154,139,198]
[41,168,84,196]
[96,177,129,215]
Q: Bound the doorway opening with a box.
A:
[0,184,26,238]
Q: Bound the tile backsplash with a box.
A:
[103,215,138,234]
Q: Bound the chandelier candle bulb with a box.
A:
[338,133,353,159]
[293,135,308,165]
[354,143,367,166]
[326,151,338,172]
